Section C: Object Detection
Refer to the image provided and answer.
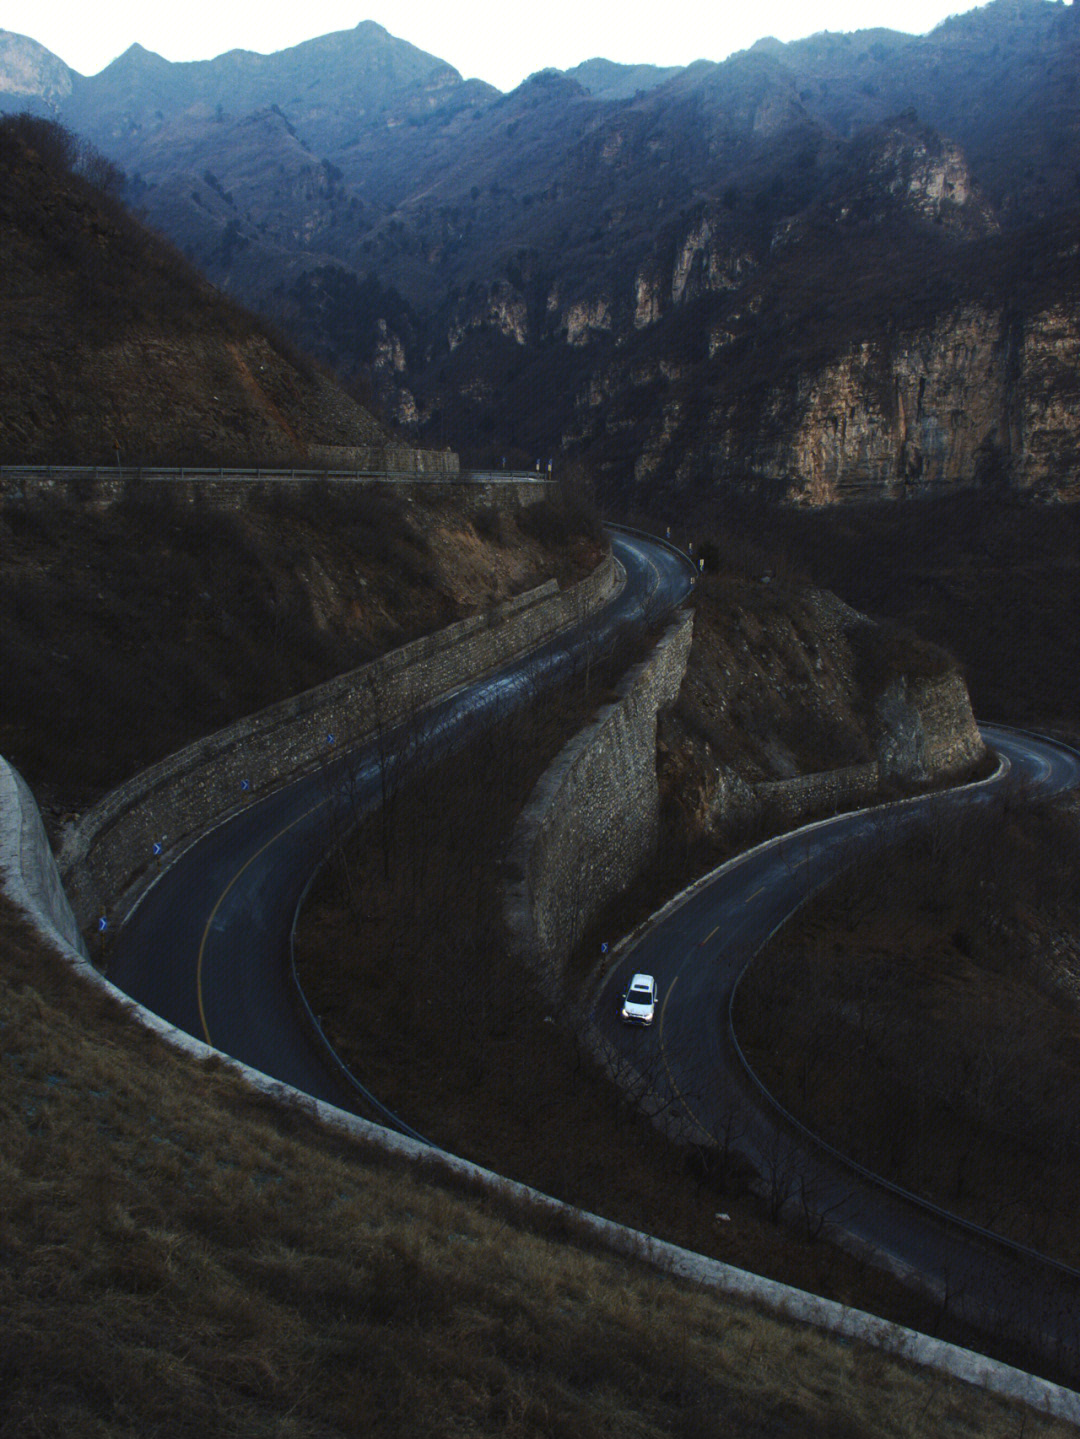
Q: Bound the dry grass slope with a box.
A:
[0,115,385,466]
[0,482,599,813]
[737,799,1080,1270]
[2,894,1073,1437]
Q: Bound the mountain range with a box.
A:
[1,0,1078,505]
[0,113,388,467]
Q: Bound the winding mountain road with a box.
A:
[594,723,1080,1377]
[103,529,1080,1381]
[105,531,693,1108]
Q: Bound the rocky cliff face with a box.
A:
[673,300,1080,504]
[661,575,985,842]
[2,3,1077,504]
[0,31,71,111]
[1016,303,1080,498]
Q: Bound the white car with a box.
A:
[621,973,658,1026]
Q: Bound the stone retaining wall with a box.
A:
[747,762,884,828]
[504,610,694,989]
[887,672,987,782]
[504,616,988,986]
[307,444,459,473]
[60,552,620,935]
[1,761,89,962]
[0,471,548,520]
[716,672,987,833]
[4,753,1073,1426]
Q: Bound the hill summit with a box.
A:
[0,114,387,467]
[1,3,1078,500]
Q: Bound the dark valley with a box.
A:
[2,0,1077,505]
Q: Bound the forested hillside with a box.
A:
[2,1,1076,503]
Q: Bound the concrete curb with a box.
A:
[57,549,622,937]
[502,608,694,988]
[3,755,1079,1425]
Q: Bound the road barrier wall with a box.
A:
[1,761,89,963]
[306,445,459,473]
[505,616,986,987]
[504,610,694,988]
[713,672,987,833]
[4,749,1077,1425]
[0,467,551,519]
[59,551,620,938]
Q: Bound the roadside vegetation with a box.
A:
[6,897,1075,1438]
[668,489,1080,739]
[734,796,1080,1271]
[5,466,1075,1425]
[292,612,1040,1377]
[0,482,600,816]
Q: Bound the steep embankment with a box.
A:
[1,478,601,818]
[5,888,1071,1438]
[661,570,984,846]
[294,557,985,1289]
[0,115,386,465]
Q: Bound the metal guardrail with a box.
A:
[605,521,697,571]
[725,731,1080,1288]
[0,465,554,485]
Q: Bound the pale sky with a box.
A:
[4,0,1012,93]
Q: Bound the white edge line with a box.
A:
[3,755,1079,1424]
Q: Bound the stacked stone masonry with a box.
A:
[60,552,620,934]
[307,444,459,473]
[504,610,694,990]
[505,620,986,986]
[744,672,986,827]
[0,472,547,521]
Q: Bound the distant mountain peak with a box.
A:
[105,42,173,73]
[518,67,585,96]
[562,57,685,100]
[0,29,73,108]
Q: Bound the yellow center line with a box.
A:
[659,974,679,1032]
[195,801,321,1045]
[657,974,709,1142]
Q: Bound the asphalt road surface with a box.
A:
[594,723,1080,1380]
[105,531,693,1110]
[102,528,1080,1382]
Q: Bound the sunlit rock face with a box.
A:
[0,30,73,111]
[3,2,1076,502]
[632,298,1080,505]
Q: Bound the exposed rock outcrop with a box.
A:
[4,4,1078,501]
[638,290,1080,503]
[0,30,72,110]
[661,577,985,842]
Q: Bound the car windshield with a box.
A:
[629,989,652,1004]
